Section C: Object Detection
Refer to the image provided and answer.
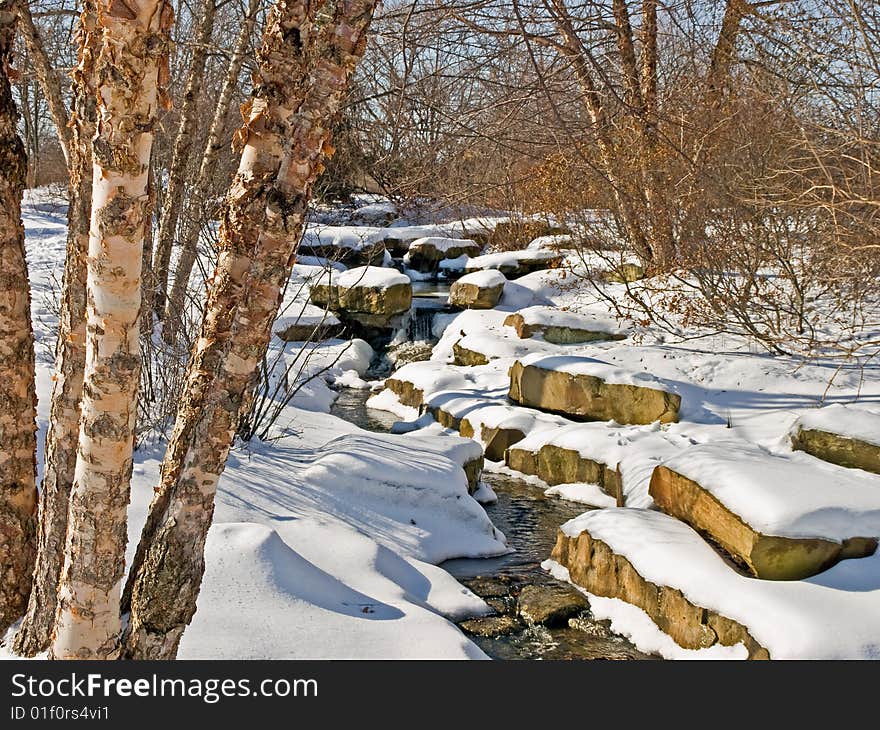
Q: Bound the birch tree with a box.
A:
[122,0,378,660]
[50,0,172,660]
[0,0,38,637]
[13,0,99,657]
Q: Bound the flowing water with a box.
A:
[329,386,656,660]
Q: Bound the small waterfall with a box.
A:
[408,307,436,341]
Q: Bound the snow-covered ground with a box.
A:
[4,191,510,660]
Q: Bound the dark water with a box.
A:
[329,387,656,660]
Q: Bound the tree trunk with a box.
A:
[162,0,260,345]
[150,0,217,321]
[0,0,38,637]
[49,0,172,660]
[12,1,98,657]
[122,0,378,660]
[17,0,71,165]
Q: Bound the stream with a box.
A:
[329,385,656,660]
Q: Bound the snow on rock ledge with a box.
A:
[310,266,412,323]
[650,442,880,580]
[790,404,880,475]
[403,237,482,273]
[548,507,880,659]
[508,354,681,425]
[449,269,506,310]
[503,305,628,344]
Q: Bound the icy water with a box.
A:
[329,387,656,660]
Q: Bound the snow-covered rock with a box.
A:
[403,237,482,273]
[448,269,506,310]
[310,266,412,327]
[790,404,880,474]
[503,305,628,344]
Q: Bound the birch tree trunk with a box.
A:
[49,0,172,660]
[122,0,378,660]
[150,0,217,320]
[17,0,71,165]
[0,0,38,637]
[12,1,98,657]
[162,0,260,344]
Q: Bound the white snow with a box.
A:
[659,442,880,541]
[517,353,677,393]
[453,269,506,289]
[549,508,880,659]
[509,305,629,337]
[331,265,411,290]
[792,403,880,447]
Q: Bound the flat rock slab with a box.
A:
[516,583,589,626]
[504,306,627,344]
[310,266,412,319]
[508,355,680,425]
[791,405,880,475]
[550,509,770,659]
[404,237,482,273]
[650,442,880,580]
[507,443,623,504]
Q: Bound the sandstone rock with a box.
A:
[459,615,522,638]
[462,249,563,279]
[274,309,344,342]
[301,239,387,267]
[503,306,627,344]
[449,270,506,309]
[461,419,525,461]
[506,443,624,505]
[516,583,589,626]
[649,459,879,581]
[508,357,680,425]
[310,266,412,331]
[383,377,424,409]
[550,517,769,659]
[462,454,484,495]
[792,427,880,475]
[404,237,482,273]
[452,341,490,366]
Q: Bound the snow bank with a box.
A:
[550,508,880,659]
[659,442,880,541]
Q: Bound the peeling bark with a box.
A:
[123,0,378,660]
[150,0,217,320]
[0,0,38,638]
[12,1,98,658]
[49,0,172,660]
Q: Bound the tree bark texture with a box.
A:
[0,0,38,637]
[50,0,172,660]
[150,0,217,320]
[122,0,378,660]
[12,1,98,657]
[162,0,261,345]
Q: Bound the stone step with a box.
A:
[790,405,880,475]
[548,509,769,658]
[508,355,680,425]
[649,442,880,580]
[503,305,627,344]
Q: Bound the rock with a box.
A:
[300,239,387,267]
[310,266,412,322]
[452,340,490,366]
[550,513,770,659]
[649,451,879,580]
[503,306,627,344]
[516,583,589,627]
[449,270,506,309]
[383,377,424,409]
[462,249,563,279]
[274,309,345,342]
[461,419,525,461]
[506,443,624,504]
[603,262,646,283]
[404,237,482,273]
[791,427,880,475]
[489,219,568,248]
[387,341,434,367]
[458,615,522,638]
[508,358,680,425]
[462,454,484,494]
[465,576,512,598]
